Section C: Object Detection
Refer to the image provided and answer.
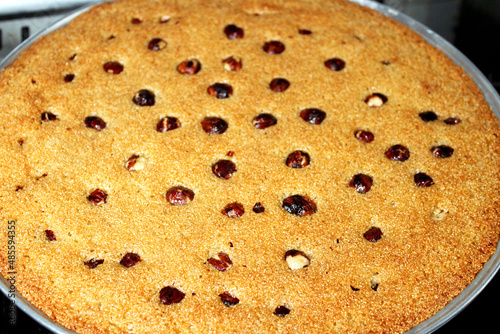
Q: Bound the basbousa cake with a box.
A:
[1,0,500,333]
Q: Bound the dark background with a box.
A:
[1,0,500,333]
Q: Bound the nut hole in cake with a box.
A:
[286,150,310,168]
[269,78,290,92]
[224,24,244,39]
[253,113,277,129]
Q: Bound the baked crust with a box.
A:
[1,0,499,333]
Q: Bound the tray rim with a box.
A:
[1,1,499,333]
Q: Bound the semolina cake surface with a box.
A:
[0,0,500,333]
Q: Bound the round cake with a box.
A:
[1,0,499,333]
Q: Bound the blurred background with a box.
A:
[0,0,499,333]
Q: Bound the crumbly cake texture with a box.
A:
[1,0,500,333]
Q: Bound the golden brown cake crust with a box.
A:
[1,0,500,333]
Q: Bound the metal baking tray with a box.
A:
[1,1,499,333]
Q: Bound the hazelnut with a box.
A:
[212,160,237,179]
[166,186,195,206]
[430,206,448,221]
[286,151,310,168]
[84,116,106,131]
[354,130,374,143]
[252,202,265,213]
[41,112,57,122]
[300,108,326,125]
[253,113,277,129]
[222,56,242,71]
[324,58,346,71]
[385,145,410,162]
[84,258,104,269]
[45,230,56,241]
[160,286,185,305]
[148,38,167,51]
[224,24,244,39]
[202,117,228,134]
[64,73,75,82]
[219,292,239,307]
[222,202,244,218]
[103,61,124,74]
[88,189,108,205]
[263,41,285,54]
[349,174,373,194]
[419,111,438,122]
[125,154,147,171]
[132,89,155,106]
[414,173,434,187]
[120,252,142,268]
[364,93,387,107]
[284,250,310,270]
[207,83,233,99]
[444,117,461,125]
[157,116,181,132]
[208,252,233,271]
[431,145,454,158]
[363,227,383,242]
[274,305,291,317]
[177,59,201,75]
[282,195,317,217]
[269,78,290,92]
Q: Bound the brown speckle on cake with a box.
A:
[300,108,326,124]
[324,58,346,71]
[84,258,104,269]
[263,41,285,54]
[224,24,244,39]
[157,116,181,132]
[431,145,454,158]
[269,78,290,92]
[385,145,410,162]
[350,174,373,194]
[282,195,317,217]
[103,61,124,74]
[88,189,108,205]
[284,249,310,269]
[286,151,310,168]
[148,38,167,51]
[201,117,228,134]
[222,56,242,71]
[120,252,142,267]
[253,113,277,129]
[177,59,201,75]
[274,305,291,317]
[222,202,245,218]
[132,89,155,106]
[212,160,237,179]
[207,83,233,99]
[364,93,387,107]
[166,186,195,206]
[160,286,185,305]
[219,292,239,306]
[298,29,312,35]
[45,230,56,241]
